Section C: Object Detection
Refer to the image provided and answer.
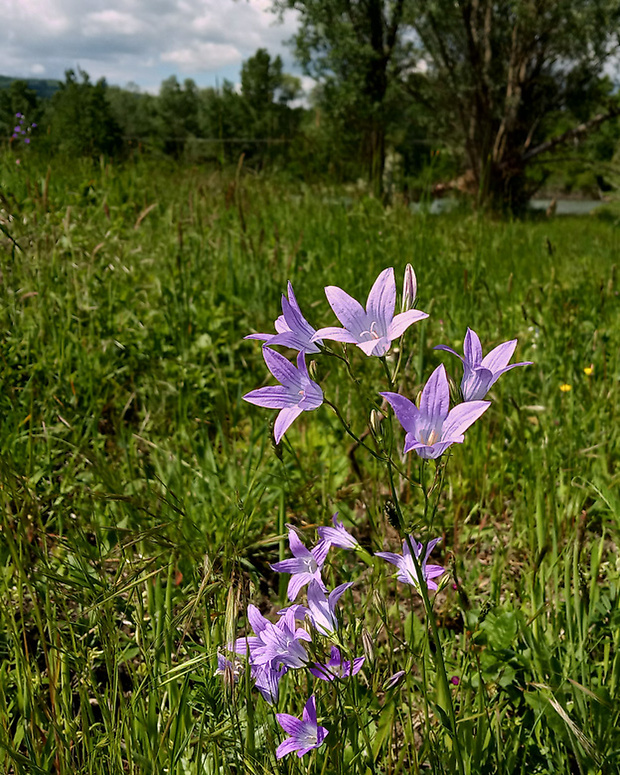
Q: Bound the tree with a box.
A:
[403,0,620,210]
[272,0,411,195]
[240,48,303,164]
[47,69,122,157]
[156,76,201,156]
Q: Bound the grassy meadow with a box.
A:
[0,152,619,774]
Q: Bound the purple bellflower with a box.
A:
[380,364,490,459]
[243,348,323,444]
[271,528,330,601]
[317,513,359,550]
[215,652,243,686]
[312,267,428,357]
[376,537,445,592]
[435,327,532,401]
[232,604,311,670]
[252,662,287,704]
[306,580,352,635]
[276,695,329,759]
[309,646,365,682]
[245,282,322,354]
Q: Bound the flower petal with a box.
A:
[461,365,493,401]
[419,365,450,423]
[247,604,270,634]
[357,336,390,356]
[480,339,517,373]
[244,332,272,341]
[442,400,490,440]
[302,695,318,725]
[243,386,298,409]
[263,347,301,388]
[380,391,419,434]
[324,286,366,336]
[486,360,533,388]
[287,571,312,601]
[463,328,483,366]
[434,344,464,362]
[276,713,306,736]
[366,268,396,329]
[275,738,303,759]
[288,528,313,559]
[388,309,429,340]
[274,406,303,443]
[312,325,358,343]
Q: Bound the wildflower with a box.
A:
[243,348,323,444]
[271,528,330,601]
[232,604,311,670]
[317,513,359,550]
[252,662,287,704]
[435,327,532,401]
[584,365,593,376]
[451,676,460,686]
[402,263,417,311]
[381,364,490,459]
[305,580,352,634]
[559,383,572,392]
[376,536,445,592]
[309,646,365,681]
[245,282,322,354]
[276,695,329,759]
[383,670,406,690]
[312,267,428,357]
[215,652,244,692]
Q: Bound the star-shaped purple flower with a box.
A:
[376,537,445,591]
[435,327,533,401]
[317,513,359,550]
[271,528,330,601]
[251,662,287,704]
[276,695,329,759]
[245,282,322,354]
[380,364,490,459]
[232,604,311,670]
[309,646,365,682]
[312,267,428,357]
[243,348,323,444]
[305,580,352,634]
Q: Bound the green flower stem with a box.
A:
[324,398,386,462]
[405,531,464,775]
[384,460,464,775]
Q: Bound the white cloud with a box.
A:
[0,0,301,89]
[161,42,241,71]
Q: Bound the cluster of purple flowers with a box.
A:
[219,516,446,759]
[10,113,36,146]
[231,265,532,759]
[243,266,531,456]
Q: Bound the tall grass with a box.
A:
[0,152,618,773]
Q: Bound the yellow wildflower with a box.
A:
[559,383,572,393]
[583,365,593,376]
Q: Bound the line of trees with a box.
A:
[2,0,620,212]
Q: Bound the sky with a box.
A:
[1,0,304,94]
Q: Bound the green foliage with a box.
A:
[0,154,619,773]
[47,69,122,157]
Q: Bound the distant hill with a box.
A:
[0,75,60,100]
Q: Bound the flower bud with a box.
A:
[361,628,375,665]
[369,409,383,439]
[402,263,417,311]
